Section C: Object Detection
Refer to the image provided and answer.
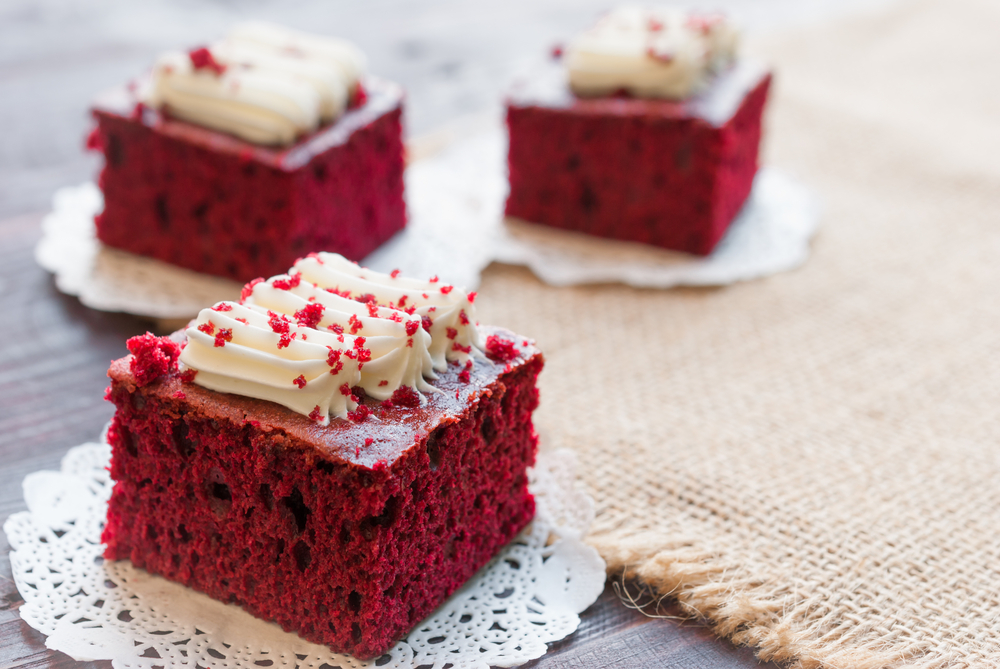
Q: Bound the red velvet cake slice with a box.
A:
[101,253,542,658]
[505,8,771,255]
[89,22,406,283]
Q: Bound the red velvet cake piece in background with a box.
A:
[89,22,406,283]
[505,8,772,256]
[102,253,543,659]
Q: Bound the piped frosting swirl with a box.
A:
[565,6,738,100]
[178,253,483,424]
[142,21,366,145]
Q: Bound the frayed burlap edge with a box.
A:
[590,532,964,669]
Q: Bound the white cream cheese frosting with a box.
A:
[178,253,483,424]
[141,21,366,146]
[565,6,739,100]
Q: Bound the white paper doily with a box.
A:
[4,441,605,669]
[36,130,818,320]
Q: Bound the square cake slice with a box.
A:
[101,254,543,658]
[89,24,406,283]
[505,10,771,256]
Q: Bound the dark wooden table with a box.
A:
[0,214,778,668]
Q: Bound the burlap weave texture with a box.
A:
[475,0,1000,666]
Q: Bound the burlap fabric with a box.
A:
[475,0,1000,666]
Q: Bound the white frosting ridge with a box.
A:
[141,21,366,145]
[178,253,483,424]
[565,6,739,100]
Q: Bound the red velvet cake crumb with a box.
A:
[102,326,542,658]
[188,47,226,75]
[486,335,520,362]
[126,333,180,387]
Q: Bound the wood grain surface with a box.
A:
[0,213,779,667]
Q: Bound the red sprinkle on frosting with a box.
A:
[348,313,363,335]
[293,374,307,389]
[339,383,352,396]
[390,269,401,278]
[241,277,264,302]
[198,321,216,336]
[294,302,325,329]
[446,327,458,340]
[452,342,472,354]
[327,348,344,374]
[440,285,454,294]
[213,328,233,347]
[272,272,302,290]
[189,47,226,75]
[308,406,323,421]
[212,303,233,312]
[405,320,419,336]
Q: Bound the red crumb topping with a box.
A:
[446,327,458,340]
[347,405,370,422]
[352,81,367,107]
[405,320,419,336]
[327,349,344,374]
[339,383,352,396]
[213,328,233,347]
[486,335,519,362]
[268,311,291,334]
[328,323,344,335]
[241,277,264,302]
[326,286,351,298]
[398,295,408,307]
[366,303,380,318]
[390,386,421,408]
[364,438,374,447]
[452,342,472,354]
[306,252,325,264]
[293,375,307,389]
[459,310,470,325]
[198,321,216,336]
[211,303,233,312]
[126,333,181,387]
[188,47,226,75]
[173,391,186,399]
[429,275,439,283]
[348,313,364,334]
[356,293,377,305]
[308,406,323,422]
[179,368,198,384]
[467,291,477,303]
[85,127,103,151]
[387,312,403,323]
[551,44,564,59]
[272,272,302,290]
[421,315,433,333]
[440,285,454,295]
[236,317,249,325]
[294,303,326,329]
[277,332,296,349]
[458,360,472,384]
[390,269,401,278]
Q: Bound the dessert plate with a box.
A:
[36,130,819,321]
[5,440,604,669]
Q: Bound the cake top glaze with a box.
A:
[140,22,366,146]
[565,6,739,100]
[178,253,484,425]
